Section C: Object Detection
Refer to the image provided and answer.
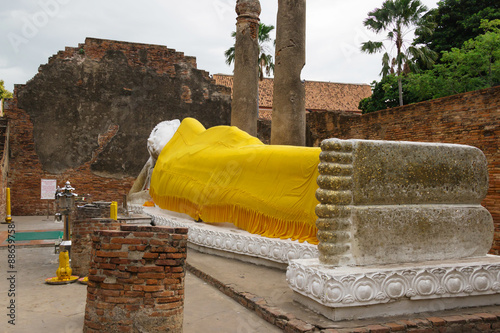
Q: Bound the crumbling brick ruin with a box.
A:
[71,205,122,277]
[3,38,231,215]
[84,225,187,333]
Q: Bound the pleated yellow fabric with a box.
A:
[149,118,320,244]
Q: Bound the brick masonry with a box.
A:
[3,37,231,216]
[4,93,135,216]
[0,118,8,221]
[84,225,188,333]
[308,86,500,255]
[71,205,121,277]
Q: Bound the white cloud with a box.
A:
[0,0,439,92]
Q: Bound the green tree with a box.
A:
[409,19,500,97]
[415,0,500,59]
[360,20,500,113]
[0,80,13,100]
[361,0,437,106]
[358,74,424,113]
[225,23,275,80]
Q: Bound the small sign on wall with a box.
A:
[41,179,57,200]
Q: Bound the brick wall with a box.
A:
[308,86,500,254]
[4,96,134,216]
[0,118,8,221]
[71,205,121,276]
[4,37,231,216]
[84,225,188,332]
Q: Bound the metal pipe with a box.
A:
[5,187,12,223]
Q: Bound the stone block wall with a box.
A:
[4,37,231,216]
[84,225,188,333]
[308,86,500,254]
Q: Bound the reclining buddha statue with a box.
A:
[133,117,320,244]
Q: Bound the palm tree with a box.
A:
[225,23,275,80]
[361,0,436,106]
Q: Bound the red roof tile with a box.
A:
[213,74,371,115]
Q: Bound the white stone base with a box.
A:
[287,256,500,321]
[129,205,318,266]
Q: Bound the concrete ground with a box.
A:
[0,217,280,333]
[2,216,500,333]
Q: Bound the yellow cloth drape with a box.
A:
[149,118,320,244]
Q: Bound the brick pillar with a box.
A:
[71,205,121,276]
[83,225,188,333]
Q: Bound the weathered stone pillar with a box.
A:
[231,0,261,136]
[83,225,188,332]
[271,0,306,146]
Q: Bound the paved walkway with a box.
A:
[2,216,500,332]
[0,217,279,333]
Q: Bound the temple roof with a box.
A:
[212,74,372,120]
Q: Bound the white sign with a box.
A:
[41,179,57,200]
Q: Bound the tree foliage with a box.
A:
[358,74,422,113]
[0,80,13,100]
[415,0,500,58]
[224,23,275,80]
[359,19,500,113]
[361,0,436,106]
[409,19,500,97]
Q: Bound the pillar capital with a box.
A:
[235,0,261,20]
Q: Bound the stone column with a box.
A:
[271,0,306,146]
[231,0,261,136]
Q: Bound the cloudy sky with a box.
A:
[0,0,438,93]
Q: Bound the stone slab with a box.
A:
[346,140,488,205]
[293,291,500,322]
[350,205,493,265]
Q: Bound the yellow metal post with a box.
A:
[5,187,12,223]
[110,201,118,220]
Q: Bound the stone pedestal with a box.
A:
[289,138,499,320]
[288,257,500,321]
[83,225,188,332]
